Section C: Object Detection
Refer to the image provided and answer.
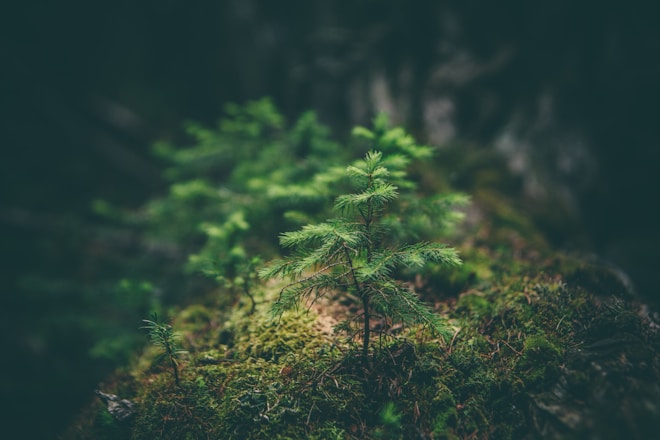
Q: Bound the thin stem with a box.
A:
[343,244,369,358]
[350,172,378,359]
[242,282,257,315]
[364,175,375,264]
[169,349,181,387]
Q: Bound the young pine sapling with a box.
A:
[260,150,462,359]
[141,313,187,387]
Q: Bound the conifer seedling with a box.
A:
[260,150,462,359]
[141,313,187,387]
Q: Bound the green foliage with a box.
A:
[78,100,476,437]
[144,98,351,299]
[88,99,350,366]
[92,101,468,326]
[67,101,660,439]
[141,313,187,387]
[261,150,462,358]
[353,114,470,245]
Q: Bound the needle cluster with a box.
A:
[260,150,462,358]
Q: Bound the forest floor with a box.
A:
[62,175,660,439]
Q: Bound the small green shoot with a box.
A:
[141,313,187,387]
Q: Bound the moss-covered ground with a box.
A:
[63,147,660,439]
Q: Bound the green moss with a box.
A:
[68,260,659,440]
[456,292,493,322]
[431,382,458,438]
[515,335,562,388]
[131,374,220,440]
[178,303,214,325]
[235,312,323,361]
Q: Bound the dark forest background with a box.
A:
[1,0,659,437]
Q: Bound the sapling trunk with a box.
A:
[362,295,370,359]
[343,244,370,358]
[167,345,181,387]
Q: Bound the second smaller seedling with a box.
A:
[142,313,187,388]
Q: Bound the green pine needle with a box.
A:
[261,147,463,359]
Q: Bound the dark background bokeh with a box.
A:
[1,1,659,437]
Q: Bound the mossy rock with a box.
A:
[64,148,660,439]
